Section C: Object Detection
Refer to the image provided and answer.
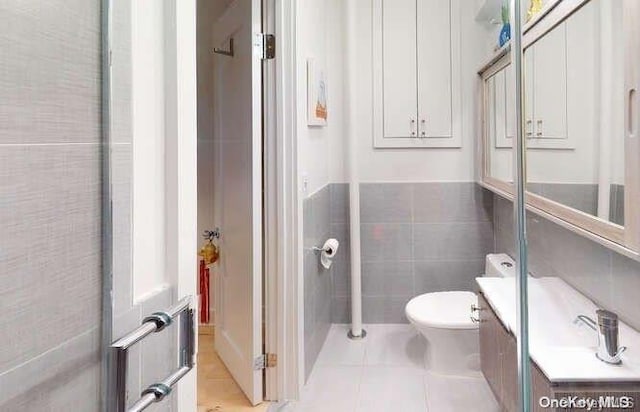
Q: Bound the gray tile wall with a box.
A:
[332,183,494,325]
[527,183,598,217]
[526,183,626,226]
[493,194,640,331]
[303,184,351,381]
[610,184,625,226]
[0,0,104,410]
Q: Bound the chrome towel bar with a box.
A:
[108,296,195,412]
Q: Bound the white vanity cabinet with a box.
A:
[373,0,462,148]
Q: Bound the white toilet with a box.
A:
[405,253,515,376]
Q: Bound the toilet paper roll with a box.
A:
[320,238,339,269]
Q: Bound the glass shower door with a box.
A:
[514,0,640,410]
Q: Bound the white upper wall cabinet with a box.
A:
[373,0,462,148]
[531,23,568,141]
[381,0,418,139]
[523,2,597,150]
[525,27,570,147]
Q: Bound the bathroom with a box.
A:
[293,0,640,410]
[2,0,640,411]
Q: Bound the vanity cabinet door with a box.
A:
[479,293,517,412]
[500,332,518,412]
[381,0,418,139]
[479,294,501,403]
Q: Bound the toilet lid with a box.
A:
[405,291,478,330]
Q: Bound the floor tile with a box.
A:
[316,324,366,366]
[296,365,363,412]
[301,324,497,412]
[363,324,425,369]
[424,372,499,412]
[356,366,427,412]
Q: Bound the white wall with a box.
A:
[351,0,488,183]
[296,0,348,196]
[131,0,169,301]
[197,1,229,245]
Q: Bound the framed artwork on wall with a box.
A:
[307,58,328,126]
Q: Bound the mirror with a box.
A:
[484,59,515,185]
[523,0,625,226]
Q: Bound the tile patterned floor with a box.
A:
[197,328,270,412]
[292,324,499,412]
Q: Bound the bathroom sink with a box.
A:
[476,276,640,382]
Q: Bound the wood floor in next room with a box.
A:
[197,326,269,412]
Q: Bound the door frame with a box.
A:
[167,0,301,407]
[263,0,302,402]
[165,0,198,410]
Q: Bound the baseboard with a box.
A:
[199,324,215,335]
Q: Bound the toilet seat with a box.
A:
[405,291,478,330]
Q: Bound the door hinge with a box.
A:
[255,33,276,60]
[254,353,277,370]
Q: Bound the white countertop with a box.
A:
[476,276,640,382]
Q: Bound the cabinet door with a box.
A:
[494,69,509,148]
[417,0,461,146]
[381,0,418,139]
[524,47,535,140]
[505,64,516,141]
[532,22,568,140]
[417,0,451,138]
[479,294,501,400]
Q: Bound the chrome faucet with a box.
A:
[575,310,627,365]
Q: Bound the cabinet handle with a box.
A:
[471,304,486,323]
[410,119,416,137]
[628,88,637,138]
[420,119,426,138]
[471,304,485,312]
[525,120,533,137]
[536,120,543,136]
[471,314,485,323]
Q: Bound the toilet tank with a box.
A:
[484,253,516,278]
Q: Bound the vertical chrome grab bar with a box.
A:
[108,296,195,412]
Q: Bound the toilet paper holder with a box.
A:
[313,238,339,269]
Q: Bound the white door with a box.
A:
[108,0,198,410]
[212,0,264,405]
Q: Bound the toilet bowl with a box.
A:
[405,253,515,376]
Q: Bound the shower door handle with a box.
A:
[108,296,195,412]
